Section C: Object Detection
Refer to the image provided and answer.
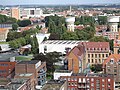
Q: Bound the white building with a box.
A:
[65,17,75,32]
[108,16,120,32]
[39,40,86,54]
[20,8,43,19]
[54,70,72,80]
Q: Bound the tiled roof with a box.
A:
[82,42,109,49]
[103,54,120,67]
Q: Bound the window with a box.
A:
[88,54,90,58]
[68,82,71,86]
[92,54,94,58]
[102,54,104,58]
[99,59,101,63]
[114,69,117,72]
[91,83,94,86]
[95,54,97,58]
[102,84,105,87]
[99,54,101,57]
[92,59,94,63]
[106,54,108,57]
[91,78,94,82]
[110,59,114,63]
[102,79,105,82]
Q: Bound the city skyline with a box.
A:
[1,0,120,5]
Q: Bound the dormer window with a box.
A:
[110,58,114,64]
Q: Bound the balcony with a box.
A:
[78,79,86,83]
[78,85,86,88]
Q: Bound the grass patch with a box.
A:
[0,42,8,44]
[15,55,33,61]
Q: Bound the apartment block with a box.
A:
[15,60,46,87]
[103,54,120,89]
[60,73,114,90]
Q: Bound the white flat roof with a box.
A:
[41,40,86,45]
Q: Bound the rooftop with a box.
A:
[0,79,28,90]
[18,60,40,64]
[72,73,114,78]
[42,80,66,90]
[42,40,87,45]
[55,70,72,73]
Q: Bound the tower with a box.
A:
[65,17,75,32]
[108,16,120,32]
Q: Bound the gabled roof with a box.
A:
[103,54,120,67]
[67,44,85,59]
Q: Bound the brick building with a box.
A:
[0,60,16,78]
[15,60,46,87]
[60,73,114,90]
[66,42,110,73]
[103,54,120,89]
[66,45,85,73]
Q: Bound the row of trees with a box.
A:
[8,29,39,54]
[75,16,107,25]
[75,16,95,25]
[7,28,39,41]
[45,15,67,36]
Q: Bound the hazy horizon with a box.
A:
[1,0,120,5]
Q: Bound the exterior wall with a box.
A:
[114,47,119,54]
[11,7,20,20]
[60,75,114,90]
[0,28,9,42]
[105,62,120,83]
[20,8,43,19]
[0,61,16,78]
[85,52,109,65]
[15,61,46,86]
[67,52,80,73]
[109,23,118,32]
[37,62,46,86]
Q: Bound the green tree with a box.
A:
[12,23,19,30]
[61,32,78,40]
[98,16,107,25]
[32,52,62,74]
[89,36,108,42]
[30,36,39,54]
[17,19,31,27]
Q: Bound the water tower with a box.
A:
[108,16,120,32]
[65,17,75,32]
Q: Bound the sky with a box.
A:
[1,0,120,5]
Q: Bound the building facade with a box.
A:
[66,42,110,74]
[60,73,114,90]
[11,7,43,19]
[39,40,87,54]
[66,45,85,73]
[82,42,110,65]
[0,60,16,78]
[15,60,46,86]
[103,54,120,89]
